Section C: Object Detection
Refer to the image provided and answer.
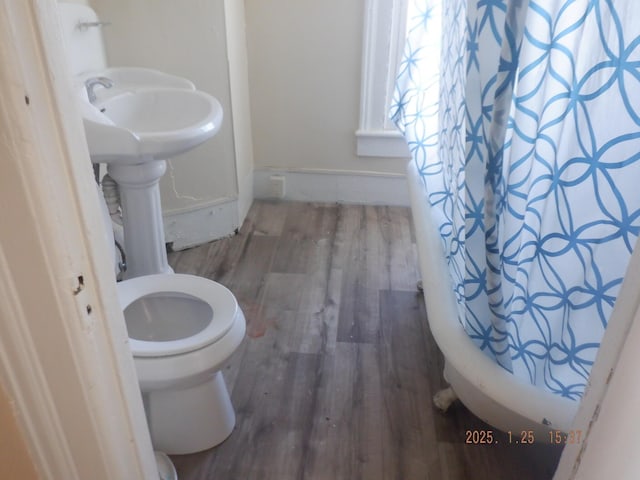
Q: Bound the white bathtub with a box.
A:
[407,161,578,439]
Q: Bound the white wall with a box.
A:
[223,0,254,223]
[244,0,406,178]
[64,0,407,248]
[87,0,252,248]
[90,0,236,209]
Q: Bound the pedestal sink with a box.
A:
[81,85,223,278]
[85,87,222,163]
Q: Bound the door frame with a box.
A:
[0,1,156,478]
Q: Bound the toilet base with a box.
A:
[145,371,235,455]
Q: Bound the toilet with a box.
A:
[98,187,245,455]
[98,190,245,454]
[118,275,245,454]
[120,276,245,454]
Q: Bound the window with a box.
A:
[356,0,410,158]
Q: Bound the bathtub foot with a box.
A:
[433,387,458,413]
[417,280,423,292]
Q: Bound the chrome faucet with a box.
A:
[85,76,114,104]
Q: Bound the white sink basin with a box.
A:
[83,87,223,164]
[79,67,196,93]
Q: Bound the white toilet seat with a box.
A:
[117,272,247,453]
[117,273,238,357]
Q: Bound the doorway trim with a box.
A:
[0,1,156,478]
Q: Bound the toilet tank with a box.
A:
[58,3,108,76]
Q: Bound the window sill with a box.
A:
[356,129,411,158]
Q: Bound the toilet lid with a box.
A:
[117,274,238,357]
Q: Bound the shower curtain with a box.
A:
[391,0,640,400]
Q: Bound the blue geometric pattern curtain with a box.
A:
[391,0,640,400]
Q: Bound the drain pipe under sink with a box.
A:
[101,173,127,276]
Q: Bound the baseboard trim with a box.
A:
[253,167,410,206]
[163,198,240,251]
[164,168,409,250]
[237,169,254,226]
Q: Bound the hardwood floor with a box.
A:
[167,201,563,480]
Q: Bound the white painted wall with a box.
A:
[63,0,408,245]
[84,0,253,248]
[223,0,254,223]
[244,0,406,178]
[66,0,408,246]
[89,0,236,209]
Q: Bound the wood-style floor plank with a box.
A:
[377,290,440,479]
[271,203,338,274]
[302,342,387,480]
[336,205,382,344]
[168,201,564,480]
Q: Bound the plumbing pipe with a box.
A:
[101,173,126,275]
[101,173,123,226]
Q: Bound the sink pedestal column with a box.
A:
[107,159,173,279]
